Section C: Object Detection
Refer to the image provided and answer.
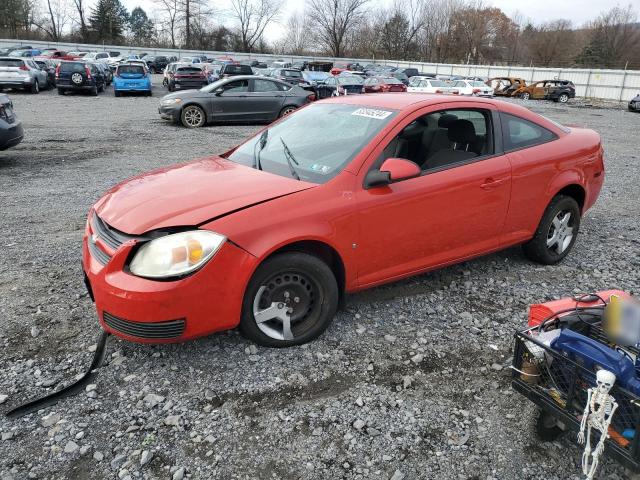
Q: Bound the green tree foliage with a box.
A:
[129,7,154,45]
[90,0,129,43]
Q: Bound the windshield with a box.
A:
[200,78,227,92]
[337,76,363,85]
[226,103,398,184]
[282,69,302,77]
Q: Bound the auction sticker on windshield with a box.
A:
[351,108,393,120]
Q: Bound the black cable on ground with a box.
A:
[5,331,111,419]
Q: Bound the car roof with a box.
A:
[318,92,512,111]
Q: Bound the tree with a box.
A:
[522,20,575,66]
[129,6,154,44]
[90,0,129,43]
[72,0,88,41]
[277,12,309,55]
[229,0,282,53]
[153,0,180,48]
[307,0,370,57]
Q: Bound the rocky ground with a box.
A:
[0,79,639,479]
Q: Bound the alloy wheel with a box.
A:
[547,211,574,255]
[521,92,530,100]
[559,93,569,103]
[182,106,204,127]
[280,106,296,117]
[252,271,319,341]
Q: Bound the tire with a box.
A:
[114,90,120,97]
[180,105,206,128]
[522,195,581,265]
[520,92,530,100]
[91,85,98,96]
[536,409,564,441]
[30,80,39,94]
[239,252,339,347]
[98,83,105,93]
[279,105,297,118]
[168,82,174,92]
[558,93,569,103]
[57,88,64,95]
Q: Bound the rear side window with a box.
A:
[0,59,23,67]
[501,113,558,151]
[60,62,86,73]
[253,79,279,92]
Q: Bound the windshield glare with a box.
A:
[226,103,398,184]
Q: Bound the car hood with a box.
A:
[94,156,316,235]
[161,89,204,101]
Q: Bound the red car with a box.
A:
[363,76,407,93]
[83,95,604,347]
[36,50,78,62]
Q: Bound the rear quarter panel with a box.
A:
[502,127,603,247]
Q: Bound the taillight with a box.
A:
[472,88,481,94]
[435,89,442,94]
[306,93,315,101]
[19,64,28,71]
[85,66,92,79]
[55,65,60,78]
[337,86,345,94]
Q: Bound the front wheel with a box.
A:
[180,105,206,128]
[520,92,530,100]
[240,252,339,347]
[558,93,569,103]
[523,195,581,265]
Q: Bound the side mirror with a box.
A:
[214,87,224,96]
[364,158,421,188]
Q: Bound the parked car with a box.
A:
[629,93,640,112]
[363,76,407,93]
[515,79,576,103]
[0,94,23,151]
[159,76,314,128]
[86,94,604,347]
[113,63,152,97]
[0,45,33,56]
[179,56,201,64]
[8,49,42,58]
[0,57,48,93]
[407,78,452,94]
[307,61,333,72]
[271,68,308,87]
[37,50,78,61]
[56,61,105,95]
[488,77,526,97]
[302,70,331,88]
[271,60,292,69]
[83,52,112,62]
[408,75,434,87]
[144,55,169,73]
[316,75,364,99]
[163,62,178,87]
[451,79,493,97]
[94,62,113,85]
[389,71,410,85]
[401,68,421,78]
[167,64,209,92]
[33,58,57,87]
[219,63,254,78]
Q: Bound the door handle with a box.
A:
[480,178,506,189]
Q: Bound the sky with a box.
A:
[120,0,621,42]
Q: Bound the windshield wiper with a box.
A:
[279,137,300,180]
[252,129,268,170]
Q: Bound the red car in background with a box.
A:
[83,94,604,347]
[36,50,79,62]
[363,76,407,93]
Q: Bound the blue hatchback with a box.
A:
[113,63,152,96]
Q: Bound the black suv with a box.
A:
[547,80,576,103]
[144,56,169,73]
[56,61,105,95]
[219,63,253,78]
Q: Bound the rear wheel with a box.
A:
[180,105,206,128]
[239,252,339,347]
[279,105,297,117]
[523,195,581,265]
[536,410,564,441]
[91,85,98,96]
[558,93,569,103]
[57,88,65,95]
[30,80,39,94]
[114,90,120,97]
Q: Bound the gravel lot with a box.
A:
[1,77,639,480]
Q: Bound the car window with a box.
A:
[337,76,363,85]
[0,59,23,67]
[118,65,145,74]
[97,53,108,59]
[253,79,279,92]
[60,62,86,73]
[222,79,249,93]
[224,64,251,74]
[325,78,336,85]
[501,113,558,151]
[282,69,302,77]
[227,103,398,184]
[375,108,494,176]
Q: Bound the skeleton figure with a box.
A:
[577,370,618,480]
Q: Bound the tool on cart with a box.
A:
[5,332,110,419]
[512,290,640,477]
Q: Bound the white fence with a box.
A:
[2,38,639,102]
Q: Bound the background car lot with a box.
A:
[0,76,639,479]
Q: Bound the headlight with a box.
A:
[129,230,226,279]
[161,98,181,105]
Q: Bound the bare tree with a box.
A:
[154,0,181,48]
[307,0,370,57]
[71,0,88,40]
[33,0,70,40]
[229,0,282,52]
[280,12,309,55]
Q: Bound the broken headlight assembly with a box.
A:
[129,230,226,279]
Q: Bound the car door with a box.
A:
[210,79,250,122]
[354,102,512,287]
[531,82,545,99]
[246,78,286,121]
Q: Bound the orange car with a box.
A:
[487,77,526,97]
[514,80,576,103]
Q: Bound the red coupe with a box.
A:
[83,94,604,347]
